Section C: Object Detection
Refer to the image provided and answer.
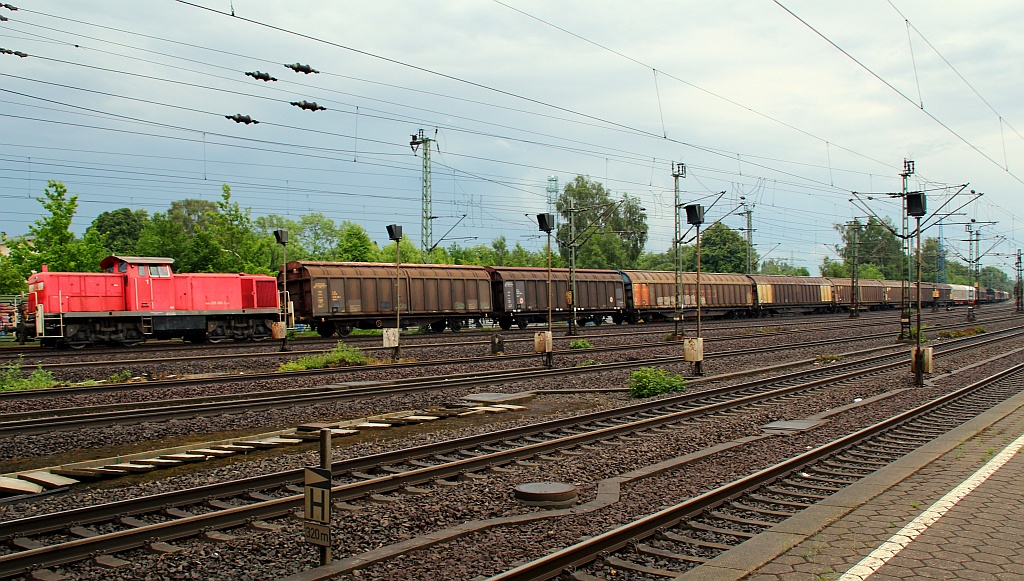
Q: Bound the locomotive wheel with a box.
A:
[431,321,447,333]
[317,321,337,338]
[448,319,462,332]
[498,317,513,331]
[516,319,529,330]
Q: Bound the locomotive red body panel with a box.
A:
[28,272,126,314]
[21,256,280,347]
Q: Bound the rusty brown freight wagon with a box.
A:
[825,278,886,311]
[486,266,624,329]
[619,270,753,322]
[285,261,491,336]
[750,275,834,314]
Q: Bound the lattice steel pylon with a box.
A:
[411,129,434,262]
[936,220,946,283]
[546,176,559,223]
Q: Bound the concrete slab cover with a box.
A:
[761,419,825,434]
[0,476,44,495]
[461,392,535,404]
[18,471,78,488]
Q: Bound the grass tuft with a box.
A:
[627,367,686,398]
[279,341,373,371]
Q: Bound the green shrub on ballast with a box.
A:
[569,339,593,350]
[279,341,372,371]
[627,367,686,398]
[1,357,56,391]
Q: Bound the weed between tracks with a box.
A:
[278,341,376,371]
[0,356,56,391]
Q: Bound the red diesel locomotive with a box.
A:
[17,256,280,348]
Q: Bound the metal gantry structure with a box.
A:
[410,129,434,263]
[738,200,755,274]
[1016,249,1023,313]
[898,160,915,340]
[672,162,686,338]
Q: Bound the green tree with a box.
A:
[136,211,189,264]
[760,259,809,276]
[88,208,148,255]
[694,222,752,273]
[296,213,339,259]
[0,181,108,289]
[167,198,218,236]
[820,257,848,278]
[556,176,648,269]
[335,222,377,262]
[835,218,904,280]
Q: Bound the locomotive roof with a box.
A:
[99,256,175,269]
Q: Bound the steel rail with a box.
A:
[0,356,919,576]
[3,325,1020,437]
[0,326,1016,576]
[486,360,1024,581]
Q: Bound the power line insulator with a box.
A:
[245,70,277,82]
[225,113,258,124]
[290,100,325,111]
[285,62,318,74]
[1,4,17,11]
[0,47,27,57]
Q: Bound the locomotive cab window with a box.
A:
[118,262,128,273]
[152,265,171,277]
[138,265,149,277]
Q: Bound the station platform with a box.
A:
[682,382,1024,581]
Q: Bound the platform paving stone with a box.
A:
[677,388,1024,581]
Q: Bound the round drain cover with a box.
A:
[513,482,578,507]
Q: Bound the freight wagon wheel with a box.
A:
[593,317,604,326]
[430,321,447,333]
[338,325,353,337]
[516,319,529,330]
[612,313,624,325]
[448,319,462,332]
[317,322,337,338]
[498,317,513,331]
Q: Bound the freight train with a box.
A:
[15,256,1008,347]
[283,260,1007,337]
[16,256,280,348]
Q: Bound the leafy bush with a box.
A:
[1,357,56,391]
[279,341,372,371]
[108,369,133,383]
[627,367,686,398]
[815,353,842,364]
[937,326,986,339]
[569,339,593,350]
[575,359,598,367]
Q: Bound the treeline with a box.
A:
[2,179,1003,294]
[820,217,1012,292]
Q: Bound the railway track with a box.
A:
[1,305,1000,366]
[4,323,1019,435]
[487,359,1024,580]
[5,308,1007,380]
[0,324,1017,577]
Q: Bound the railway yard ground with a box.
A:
[1,305,1023,580]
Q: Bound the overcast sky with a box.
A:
[2,1,1022,273]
